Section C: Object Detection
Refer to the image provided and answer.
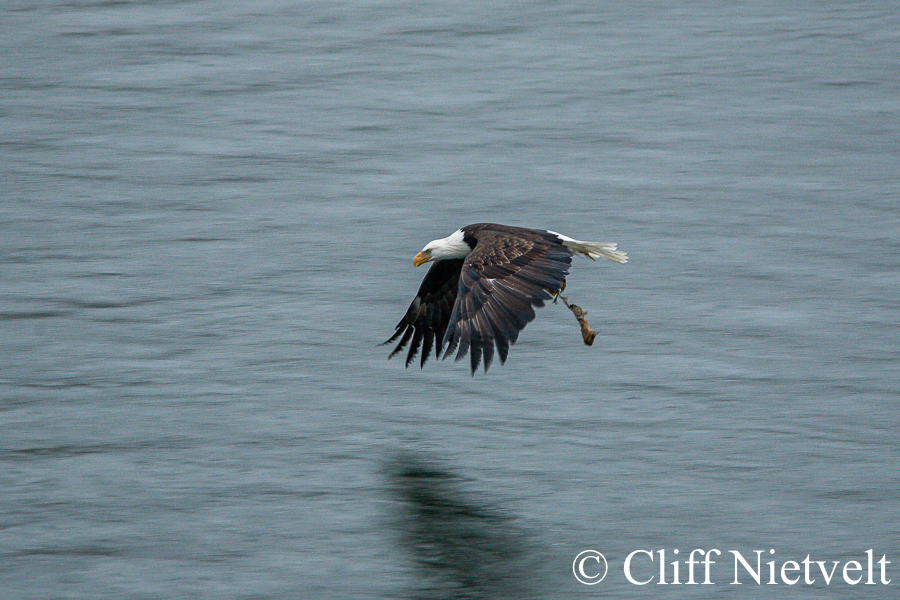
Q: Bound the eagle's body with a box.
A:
[385,223,627,374]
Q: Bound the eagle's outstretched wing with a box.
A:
[442,228,572,373]
[383,258,464,368]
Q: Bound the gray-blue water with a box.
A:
[2,1,898,598]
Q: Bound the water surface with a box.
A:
[1,1,898,598]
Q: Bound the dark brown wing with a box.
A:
[383,258,464,368]
[442,227,572,373]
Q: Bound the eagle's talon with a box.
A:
[550,280,567,303]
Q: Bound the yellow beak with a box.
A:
[413,252,430,268]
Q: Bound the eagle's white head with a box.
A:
[413,228,471,267]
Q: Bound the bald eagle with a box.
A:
[384,223,627,374]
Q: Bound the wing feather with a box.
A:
[482,301,510,364]
[384,258,464,368]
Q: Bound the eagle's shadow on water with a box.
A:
[384,453,546,600]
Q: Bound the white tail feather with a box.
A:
[548,231,628,263]
[567,241,628,263]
